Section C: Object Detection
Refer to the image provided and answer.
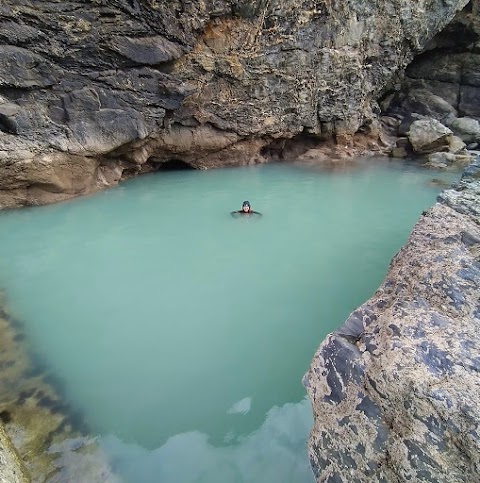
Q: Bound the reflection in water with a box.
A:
[227,397,252,415]
[101,398,314,483]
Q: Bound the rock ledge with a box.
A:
[305,158,480,482]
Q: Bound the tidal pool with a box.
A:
[0,158,458,482]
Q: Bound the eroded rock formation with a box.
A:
[0,0,472,207]
[385,5,480,164]
[305,158,480,482]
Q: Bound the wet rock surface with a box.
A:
[0,0,471,208]
[0,424,28,483]
[305,158,480,482]
[0,295,120,482]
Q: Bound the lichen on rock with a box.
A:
[305,157,480,482]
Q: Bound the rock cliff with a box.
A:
[304,158,480,482]
[0,0,472,207]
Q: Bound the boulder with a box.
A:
[448,134,466,154]
[450,117,480,143]
[407,119,452,154]
[426,151,456,168]
[296,149,331,164]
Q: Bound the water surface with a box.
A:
[0,159,458,482]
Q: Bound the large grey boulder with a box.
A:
[306,158,480,482]
[407,119,453,153]
[450,117,480,143]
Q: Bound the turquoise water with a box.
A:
[0,159,457,482]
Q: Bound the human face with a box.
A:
[242,205,250,212]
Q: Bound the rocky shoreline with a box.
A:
[0,296,119,483]
[305,157,480,481]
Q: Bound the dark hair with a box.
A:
[242,201,251,207]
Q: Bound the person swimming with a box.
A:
[231,201,262,217]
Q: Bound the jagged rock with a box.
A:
[450,117,480,143]
[306,158,480,482]
[0,0,472,208]
[407,119,453,154]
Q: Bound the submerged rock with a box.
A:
[425,151,457,169]
[0,296,121,482]
[306,158,480,482]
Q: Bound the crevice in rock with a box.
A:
[155,158,196,171]
[0,115,17,135]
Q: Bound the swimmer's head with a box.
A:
[242,201,251,212]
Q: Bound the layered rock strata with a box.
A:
[305,158,480,481]
[0,0,471,207]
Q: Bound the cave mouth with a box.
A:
[156,159,196,171]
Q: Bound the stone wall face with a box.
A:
[0,0,470,207]
[304,158,480,482]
